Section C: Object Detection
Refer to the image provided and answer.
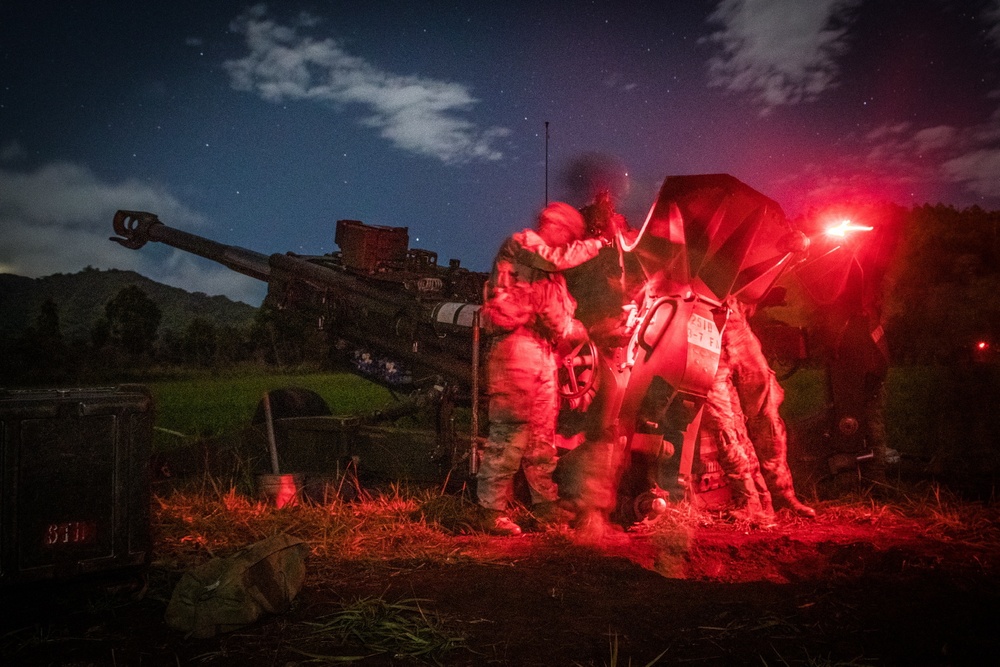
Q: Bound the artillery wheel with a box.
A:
[557,338,599,399]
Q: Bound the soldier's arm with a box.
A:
[512,230,603,271]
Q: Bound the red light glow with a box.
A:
[276,476,299,508]
[825,219,874,238]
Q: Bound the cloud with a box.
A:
[0,162,265,305]
[986,0,1000,49]
[773,115,1000,212]
[224,5,509,164]
[943,2,1000,198]
[877,119,1000,201]
[762,0,1000,208]
[602,72,638,92]
[1,140,26,162]
[942,148,1000,199]
[860,123,958,171]
[702,0,862,114]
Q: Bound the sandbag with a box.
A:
[165,533,307,638]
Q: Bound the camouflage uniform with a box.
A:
[556,239,642,527]
[476,206,602,523]
[700,343,772,516]
[555,198,646,534]
[707,298,815,517]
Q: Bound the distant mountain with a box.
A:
[0,268,258,340]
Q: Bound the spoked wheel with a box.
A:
[557,338,599,399]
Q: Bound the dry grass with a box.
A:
[151,480,480,662]
[0,473,992,666]
[806,481,1000,545]
[153,476,1000,571]
[152,480,464,572]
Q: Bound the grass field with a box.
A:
[5,367,995,665]
[783,364,972,460]
[146,365,944,459]
[147,370,395,451]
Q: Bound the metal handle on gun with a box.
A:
[470,307,482,476]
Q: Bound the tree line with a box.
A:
[768,202,999,367]
[0,285,332,386]
[883,204,1000,364]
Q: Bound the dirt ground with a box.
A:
[4,492,999,667]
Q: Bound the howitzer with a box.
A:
[112,175,806,514]
[710,205,898,492]
[112,211,487,394]
[113,210,494,478]
[781,216,896,489]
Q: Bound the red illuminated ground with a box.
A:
[4,491,998,666]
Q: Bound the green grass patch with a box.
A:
[884,365,938,456]
[295,597,467,662]
[778,367,826,422]
[144,364,961,464]
[147,370,395,451]
[781,365,949,458]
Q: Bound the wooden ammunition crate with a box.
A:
[0,386,153,586]
[335,219,409,271]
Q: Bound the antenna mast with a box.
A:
[544,121,549,205]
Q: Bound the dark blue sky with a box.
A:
[2,1,999,305]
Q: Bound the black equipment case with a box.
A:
[0,386,154,586]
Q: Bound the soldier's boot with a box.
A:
[489,514,523,537]
[727,475,773,525]
[774,491,816,518]
[531,500,575,528]
[572,509,612,544]
[759,490,774,515]
[749,468,774,516]
[479,508,523,536]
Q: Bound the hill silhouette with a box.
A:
[0,267,258,340]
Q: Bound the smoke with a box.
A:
[560,152,630,206]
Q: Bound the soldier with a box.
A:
[555,193,644,540]
[476,202,605,536]
[712,296,816,520]
[701,334,772,521]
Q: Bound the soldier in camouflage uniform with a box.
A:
[708,297,815,519]
[701,336,773,520]
[476,203,604,536]
[556,193,645,540]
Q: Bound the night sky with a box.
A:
[2,1,999,306]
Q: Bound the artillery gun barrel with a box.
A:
[266,252,479,388]
[111,210,271,282]
[111,209,483,393]
[268,252,416,310]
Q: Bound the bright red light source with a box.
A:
[977,341,989,350]
[276,476,299,508]
[825,219,874,238]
